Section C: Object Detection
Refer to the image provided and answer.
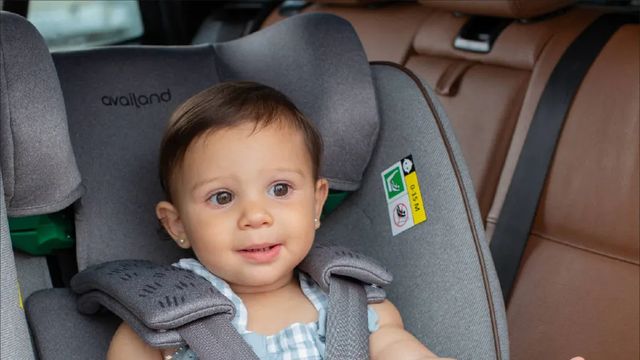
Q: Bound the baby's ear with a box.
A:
[314,178,329,219]
[156,201,191,249]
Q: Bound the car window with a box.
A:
[27,0,143,51]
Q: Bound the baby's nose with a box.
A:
[238,201,273,229]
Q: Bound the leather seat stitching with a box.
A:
[529,232,639,266]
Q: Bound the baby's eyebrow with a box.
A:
[191,176,225,193]
[271,167,306,177]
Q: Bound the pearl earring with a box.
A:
[178,238,185,245]
[314,218,320,229]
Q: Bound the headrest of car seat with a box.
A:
[420,0,576,19]
[0,11,83,216]
[214,13,379,190]
[51,13,378,269]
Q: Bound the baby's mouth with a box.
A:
[240,243,280,252]
[237,243,282,263]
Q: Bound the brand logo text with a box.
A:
[101,89,172,108]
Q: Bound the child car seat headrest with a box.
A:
[0,11,83,216]
[214,13,379,191]
[50,13,379,269]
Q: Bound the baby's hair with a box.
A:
[159,81,323,202]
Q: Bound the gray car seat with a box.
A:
[1,11,508,360]
[0,11,84,360]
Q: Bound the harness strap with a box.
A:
[71,245,392,359]
[299,244,393,360]
[177,316,259,360]
[325,276,370,360]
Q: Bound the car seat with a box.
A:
[0,11,508,360]
[0,11,84,360]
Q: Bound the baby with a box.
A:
[107,81,443,359]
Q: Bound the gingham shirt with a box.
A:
[170,258,378,360]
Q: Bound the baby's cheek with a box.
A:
[290,230,315,260]
[191,238,229,263]
[197,254,234,280]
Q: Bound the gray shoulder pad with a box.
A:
[70,260,234,348]
[298,245,393,303]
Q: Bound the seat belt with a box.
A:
[489,13,638,302]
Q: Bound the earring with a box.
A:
[314,218,320,229]
[178,238,185,245]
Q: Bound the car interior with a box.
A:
[0,0,638,359]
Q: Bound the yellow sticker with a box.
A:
[18,281,24,310]
[405,172,427,225]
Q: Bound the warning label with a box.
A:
[381,155,427,236]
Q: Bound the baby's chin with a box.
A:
[226,268,297,293]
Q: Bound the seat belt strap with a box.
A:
[176,316,259,360]
[490,13,638,302]
[298,244,393,360]
[325,276,370,360]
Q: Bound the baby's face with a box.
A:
[166,122,327,293]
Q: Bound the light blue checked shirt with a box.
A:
[170,258,379,360]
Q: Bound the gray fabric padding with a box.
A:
[52,47,217,270]
[25,288,120,360]
[14,252,53,300]
[76,290,182,347]
[71,260,234,330]
[315,64,509,360]
[0,11,83,216]
[298,244,392,303]
[0,170,36,360]
[215,13,379,191]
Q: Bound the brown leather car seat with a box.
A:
[408,0,599,219]
[386,2,638,358]
[393,2,639,358]
[489,16,640,360]
[386,2,640,358]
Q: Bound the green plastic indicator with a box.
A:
[8,211,75,256]
[321,190,349,219]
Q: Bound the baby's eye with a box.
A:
[209,191,234,205]
[269,183,290,198]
